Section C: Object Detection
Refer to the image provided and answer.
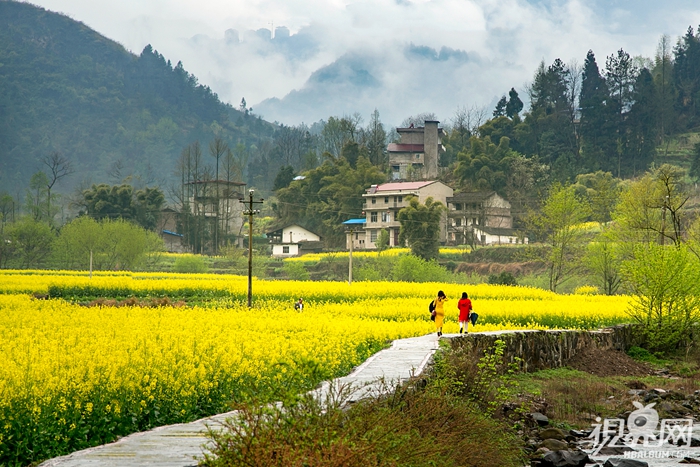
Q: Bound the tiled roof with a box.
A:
[448,191,498,203]
[387,143,424,152]
[373,181,435,192]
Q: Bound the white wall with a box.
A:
[281,225,320,243]
[272,243,300,257]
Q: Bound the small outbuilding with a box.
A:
[266,224,322,257]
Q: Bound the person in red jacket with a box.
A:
[457,292,472,334]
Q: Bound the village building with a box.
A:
[266,224,323,257]
[342,218,367,250]
[387,121,445,180]
[362,180,453,249]
[446,191,526,245]
[185,179,247,239]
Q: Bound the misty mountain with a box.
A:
[0,0,276,196]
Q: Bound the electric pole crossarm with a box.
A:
[240,190,264,308]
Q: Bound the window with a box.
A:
[398,196,402,202]
[371,212,377,222]
[455,219,461,227]
[370,230,377,242]
[372,198,376,205]
[473,218,478,225]
[455,203,462,210]
[355,233,359,240]
[384,197,389,203]
[282,246,290,254]
[382,212,390,222]
[415,154,420,159]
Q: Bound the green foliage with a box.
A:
[375,229,390,252]
[584,230,622,295]
[4,217,55,268]
[529,183,592,291]
[397,196,445,261]
[173,255,209,274]
[572,171,621,223]
[81,184,165,231]
[391,254,451,282]
[54,217,164,271]
[621,243,700,353]
[454,135,518,192]
[471,339,522,415]
[272,165,295,191]
[612,164,689,248]
[282,261,310,281]
[274,155,385,248]
[203,371,522,467]
[627,346,664,364]
[487,271,518,286]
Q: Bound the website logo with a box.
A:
[589,402,693,458]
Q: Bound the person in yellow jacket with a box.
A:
[434,290,448,337]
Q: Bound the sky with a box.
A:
[28,0,700,127]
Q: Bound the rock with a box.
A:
[540,439,568,451]
[538,450,590,467]
[539,427,568,440]
[597,446,635,455]
[602,458,649,467]
[650,387,667,394]
[679,458,700,464]
[628,389,645,396]
[534,447,551,456]
[569,429,587,438]
[531,412,550,426]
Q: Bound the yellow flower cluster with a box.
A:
[0,269,633,465]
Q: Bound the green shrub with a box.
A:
[173,255,208,273]
[391,255,451,282]
[487,271,518,286]
[282,261,310,281]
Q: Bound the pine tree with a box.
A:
[506,88,523,118]
[493,96,507,117]
[580,50,614,172]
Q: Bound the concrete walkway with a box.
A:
[39,333,442,467]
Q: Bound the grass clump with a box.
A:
[202,383,522,467]
[202,340,524,467]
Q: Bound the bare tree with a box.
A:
[42,152,73,225]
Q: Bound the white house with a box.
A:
[266,224,322,257]
[361,180,453,249]
[472,226,528,246]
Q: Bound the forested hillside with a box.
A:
[0,0,276,195]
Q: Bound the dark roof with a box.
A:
[366,181,435,194]
[475,226,521,236]
[387,143,424,153]
[265,224,320,237]
[447,191,498,204]
[185,179,246,186]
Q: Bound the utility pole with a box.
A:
[241,189,264,307]
[348,226,354,285]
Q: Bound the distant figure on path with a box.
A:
[434,290,448,337]
[294,298,304,311]
[457,292,472,334]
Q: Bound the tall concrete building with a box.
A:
[387,120,445,180]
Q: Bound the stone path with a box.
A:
[38,330,700,467]
[39,333,441,467]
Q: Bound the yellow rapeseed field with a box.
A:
[0,269,632,465]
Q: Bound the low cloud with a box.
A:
[29,0,700,125]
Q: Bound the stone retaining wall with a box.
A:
[447,325,641,372]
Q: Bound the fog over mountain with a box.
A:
[28,0,700,126]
